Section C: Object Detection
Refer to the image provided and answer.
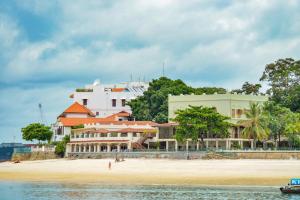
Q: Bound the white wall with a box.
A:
[73,82,148,117]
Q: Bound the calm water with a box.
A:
[1,182,300,200]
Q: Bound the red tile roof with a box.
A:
[94,129,110,133]
[69,140,129,143]
[117,128,157,133]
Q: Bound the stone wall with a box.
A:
[233,151,300,159]
[68,151,300,160]
[11,152,58,161]
[68,151,207,159]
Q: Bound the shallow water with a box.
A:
[1,181,299,200]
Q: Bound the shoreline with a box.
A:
[0,159,299,186]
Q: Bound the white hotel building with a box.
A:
[70,80,148,117]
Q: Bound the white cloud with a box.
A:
[1,0,300,142]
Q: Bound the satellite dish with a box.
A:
[93,79,100,86]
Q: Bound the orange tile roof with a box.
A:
[60,102,95,117]
[58,117,157,127]
[104,111,131,120]
[111,88,125,92]
[58,117,109,126]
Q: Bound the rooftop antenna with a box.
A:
[38,103,44,124]
[162,61,165,77]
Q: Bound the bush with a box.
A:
[54,135,70,157]
[55,142,65,157]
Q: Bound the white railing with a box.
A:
[31,145,55,152]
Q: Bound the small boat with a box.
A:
[280,178,300,194]
[280,186,300,194]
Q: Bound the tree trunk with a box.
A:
[278,133,281,148]
[263,139,266,150]
[200,133,205,150]
[253,139,257,150]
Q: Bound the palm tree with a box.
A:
[239,103,270,149]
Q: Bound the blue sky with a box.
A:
[0,0,300,142]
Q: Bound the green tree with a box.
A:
[55,135,70,157]
[194,87,226,95]
[21,123,53,143]
[239,103,270,149]
[263,102,293,146]
[284,113,300,148]
[173,106,231,149]
[232,82,262,95]
[128,77,226,123]
[260,58,300,112]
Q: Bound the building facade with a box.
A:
[52,102,131,141]
[66,121,158,154]
[65,93,270,155]
[70,80,148,117]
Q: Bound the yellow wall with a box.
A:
[168,93,268,124]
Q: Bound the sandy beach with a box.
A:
[0,159,299,186]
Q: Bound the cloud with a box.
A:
[0,0,300,142]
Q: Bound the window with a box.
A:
[231,109,235,118]
[100,133,107,137]
[237,109,243,118]
[96,112,99,116]
[122,99,126,107]
[83,99,88,106]
[112,99,116,107]
[57,127,63,135]
[111,132,118,137]
[121,133,127,137]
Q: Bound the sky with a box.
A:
[0,0,300,143]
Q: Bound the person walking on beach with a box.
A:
[108,161,111,170]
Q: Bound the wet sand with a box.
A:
[0,159,299,186]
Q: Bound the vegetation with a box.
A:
[284,113,300,148]
[263,102,294,145]
[55,135,70,157]
[128,77,226,123]
[71,124,84,129]
[231,82,262,95]
[239,103,270,149]
[75,88,93,92]
[21,123,53,143]
[260,58,300,112]
[173,106,231,149]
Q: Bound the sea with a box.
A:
[1,182,300,200]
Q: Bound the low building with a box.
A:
[165,93,269,149]
[52,102,131,141]
[66,121,158,153]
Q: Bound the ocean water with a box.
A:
[0,182,299,200]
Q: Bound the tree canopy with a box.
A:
[21,123,53,143]
[260,58,300,112]
[128,77,226,123]
[173,106,231,148]
[232,82,262,95]
[239,103,269,149]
